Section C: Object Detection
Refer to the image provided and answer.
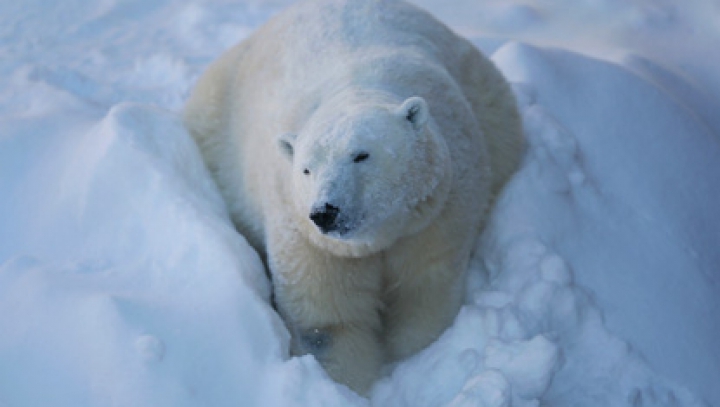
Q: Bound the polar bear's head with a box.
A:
[279,96,452,256]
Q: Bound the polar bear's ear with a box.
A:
[398,96,428,132]
[278,133,297,160]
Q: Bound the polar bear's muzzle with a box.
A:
[310,202,342,234]
[309,202,361,238]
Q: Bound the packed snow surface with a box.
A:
[1,0,718,406]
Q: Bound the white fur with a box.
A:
[184,0,524,395]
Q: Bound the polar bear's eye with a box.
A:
[353,152,370,163]
[303,168,310,175]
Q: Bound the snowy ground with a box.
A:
[1,0,719,406]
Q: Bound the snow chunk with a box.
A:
[484,336,560,400]
[446,370,510,407]
[135,335,165,364]
[539,254,572,285]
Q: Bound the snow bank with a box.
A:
[1,0,718,406]
[493,43,720,405]
[1,103,274,406]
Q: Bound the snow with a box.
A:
[1,0,718,406]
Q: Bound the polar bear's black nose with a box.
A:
[310,203,340,233]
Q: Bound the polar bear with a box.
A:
[183,0,524,395]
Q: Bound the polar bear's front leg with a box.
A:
[383,232,472,362]
[267,224,384,395]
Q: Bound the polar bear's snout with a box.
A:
[310,202,341,234]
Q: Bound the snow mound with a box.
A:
[1,104,275,406]
[492,42,720,405]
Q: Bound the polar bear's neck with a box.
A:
[400,118,453,237]
[321,86,400,111]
